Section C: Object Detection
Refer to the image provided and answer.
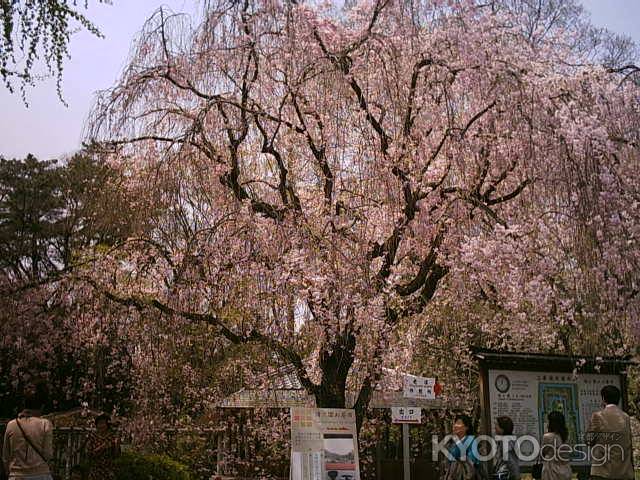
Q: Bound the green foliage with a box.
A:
[0,152,133,283]
[114,452,192,480]
[0,0,109,102]
[0,154,63,280]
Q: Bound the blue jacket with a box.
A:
[448,435,480,465]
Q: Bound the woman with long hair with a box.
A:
[541,412,572,480]
[491,416,520,480]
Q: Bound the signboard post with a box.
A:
[290,407,361,480]
[396,374,434,480]
[403,423,410,480]
[391,405,422,480]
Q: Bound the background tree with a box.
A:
[485,0,639,83]
[86,0,640,430]
[0,154,62,281]
[0,151,135,416]
[0,150,133,285]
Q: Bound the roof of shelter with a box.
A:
[219,363,465,410]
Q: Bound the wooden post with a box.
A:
[216,432,223,476]
[403,423,410,480]
[478,361,491,436]
[376,422,383,480]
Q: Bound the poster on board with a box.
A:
[487,369,621,465]
[290,407,360,480]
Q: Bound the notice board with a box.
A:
[475,349,632,468]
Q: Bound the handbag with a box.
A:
[445,459,477,480]
[531,460,542,480]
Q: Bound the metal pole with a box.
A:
[403,423,410,480]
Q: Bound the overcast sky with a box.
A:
[0,0,638,161]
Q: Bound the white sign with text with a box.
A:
[403,374,436,400]
[391,406,422,424]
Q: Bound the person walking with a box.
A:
[2,392,54,480]
[586,385,634,480]
[541,412,572,480]
[85,415,120,480]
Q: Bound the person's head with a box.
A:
[23,387,46,412]
[95,414,110,434]
[601,385,621,406]
[453,414,474,438]
[547,411,568,442]
[495,416,514,436]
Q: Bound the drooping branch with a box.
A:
[312,29,390,155]
[89,278,319,395]
[290,92,333,207]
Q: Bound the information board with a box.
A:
[290,408,360,480]
[487,369,622,465]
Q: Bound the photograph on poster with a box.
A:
[324,433,357,480]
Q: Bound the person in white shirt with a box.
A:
[2,392,54,480]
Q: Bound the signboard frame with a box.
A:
[473,348,635,478]
[290,407,361,480]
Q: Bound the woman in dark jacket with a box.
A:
[491,416,520,480]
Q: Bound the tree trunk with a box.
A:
[311,329,375,433]
[314,330,355,409]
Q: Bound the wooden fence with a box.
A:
[52,427,93,479]
[2,422,638,480]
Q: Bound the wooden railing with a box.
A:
[51,427,93,479]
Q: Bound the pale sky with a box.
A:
[0,0,638,161]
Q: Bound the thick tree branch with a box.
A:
[290,93,333,206]
[485,179,531,205]
[395,228,445,296]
